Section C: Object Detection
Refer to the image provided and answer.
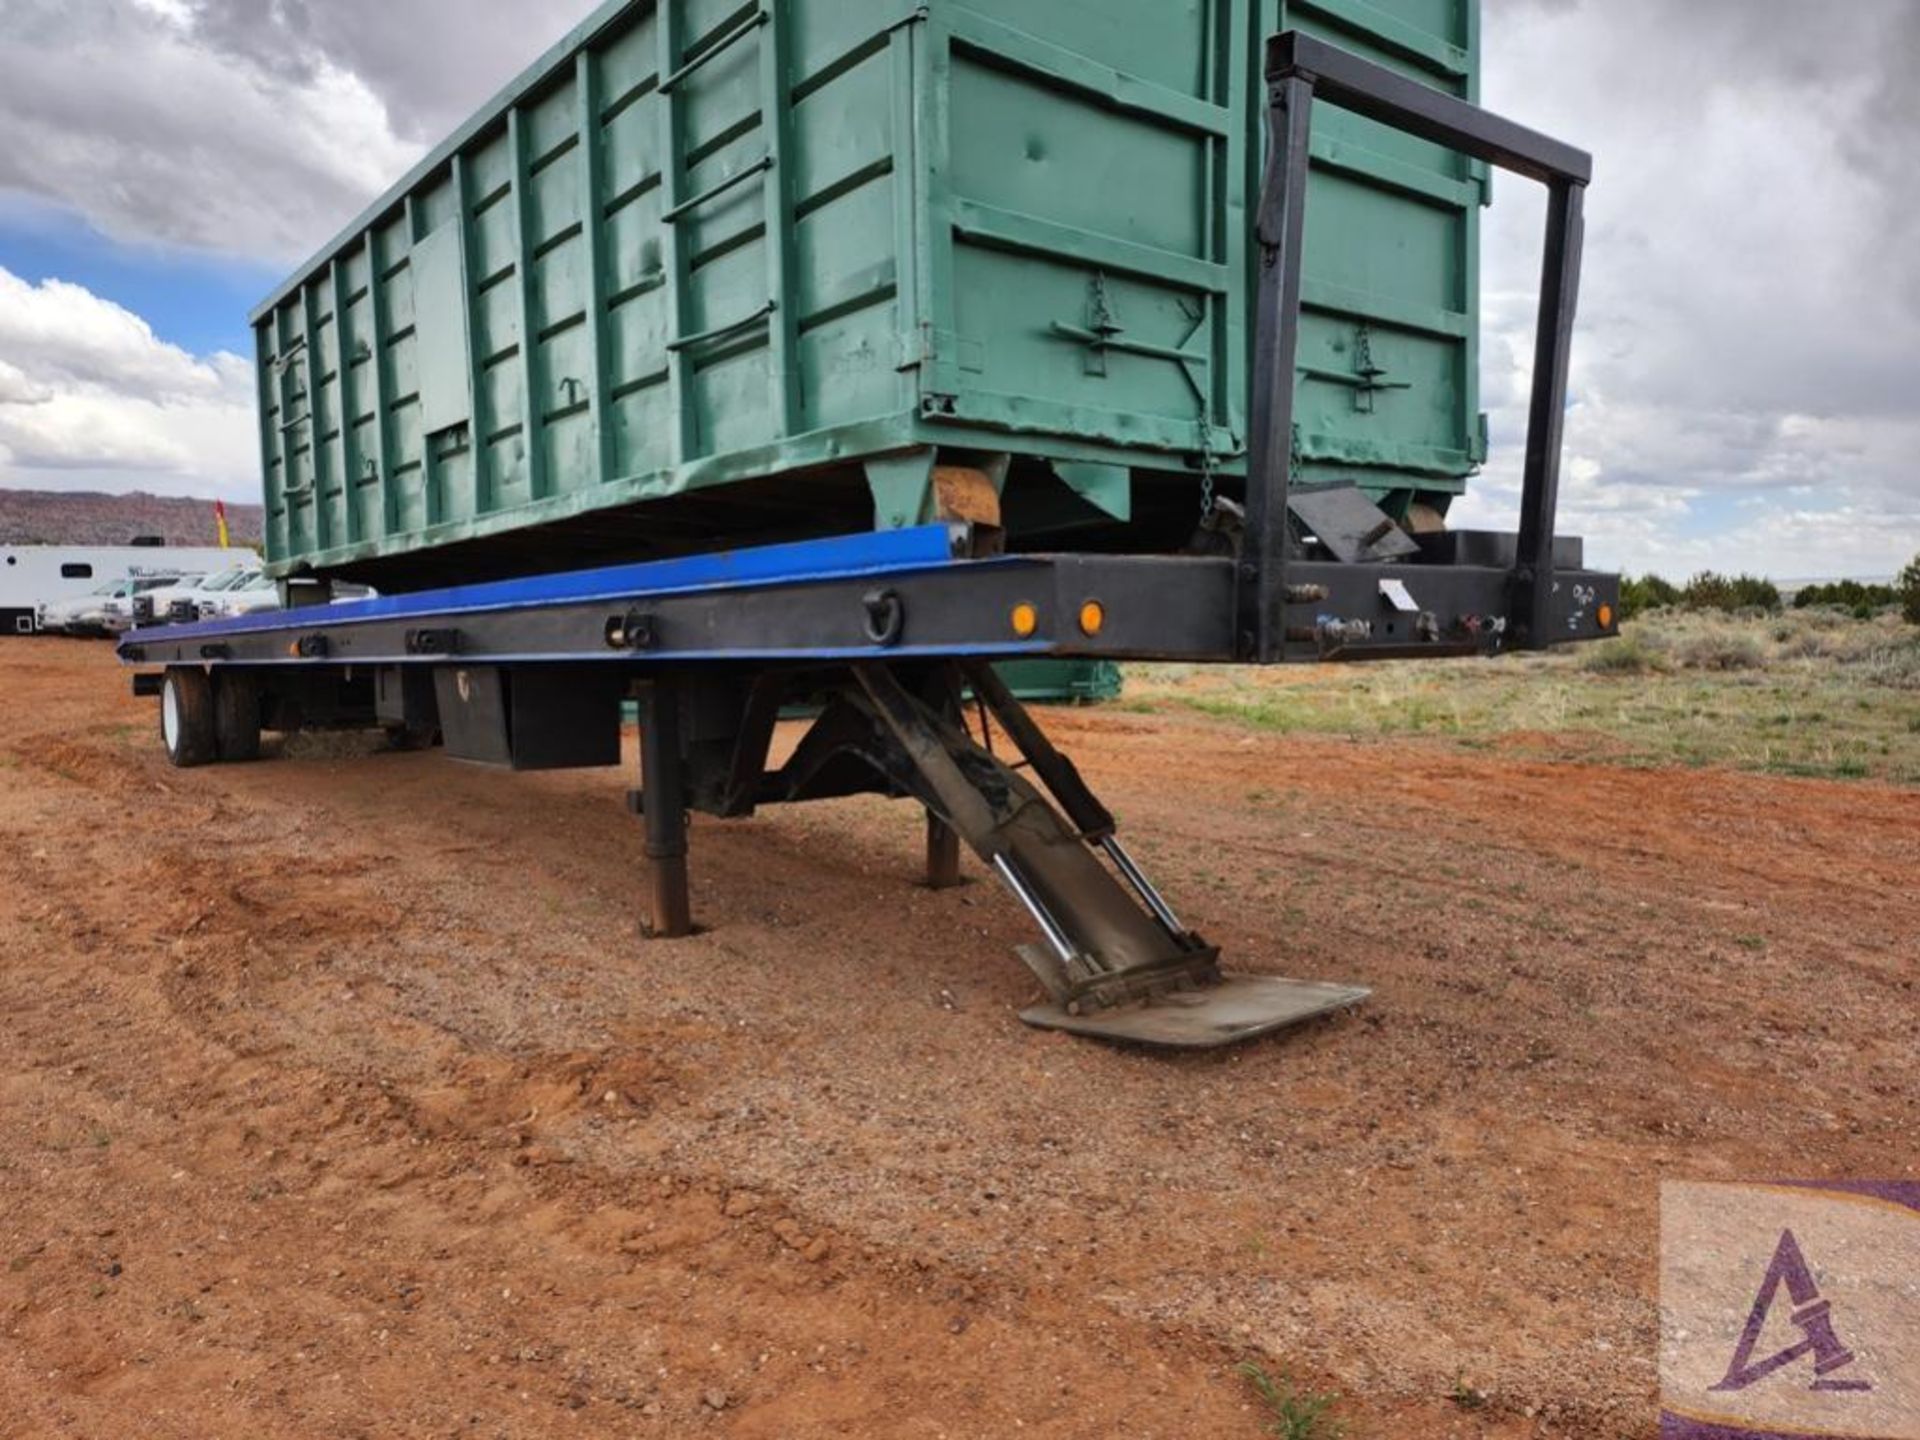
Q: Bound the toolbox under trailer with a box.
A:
[124,37,1613,1049]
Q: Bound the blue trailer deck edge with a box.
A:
[129,525,977,650]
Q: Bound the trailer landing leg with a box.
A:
[925,812,963,891]
[640,675,693,939]
[632,659,1364,1047]
[849,663,1368,1049]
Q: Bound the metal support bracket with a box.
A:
[1244,32,1592,659]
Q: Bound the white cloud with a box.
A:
[0,266,256,497]
[0,0,420,265]
[0,269,228,401]
[0,0,578,505]
[0,357,55,406]
[0,0,589,268]
[1465,0,1920,580]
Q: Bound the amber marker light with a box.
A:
[1010,602,1039,639]
[1078,600,1106,637]
[1598,602,1615,630]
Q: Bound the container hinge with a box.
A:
[897,324,935,373]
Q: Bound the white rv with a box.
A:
[1,544,242,636]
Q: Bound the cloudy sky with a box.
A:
[0,0,1914,579]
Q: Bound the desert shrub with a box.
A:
[1768,610,1920,679]
[1619,573,1681,619]
[1770,608,1872,661]
[1900,553,1920,626]
[1673,630,1765,671]
[1683,571,1782,614]
[1774,624,1836,661]
[1579,632,1670,674]
[1862,635,1920,690]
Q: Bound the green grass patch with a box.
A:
[1123,611,1920,786]
[1238,1362,1346,1440]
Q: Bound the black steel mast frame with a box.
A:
[1243,31,1593,661]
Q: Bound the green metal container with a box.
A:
[995,658,1124,705]
[255,0,1482,587]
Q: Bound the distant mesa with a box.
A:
[0,489,263,549]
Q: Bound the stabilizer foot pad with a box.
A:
[1019,973,1369,1049]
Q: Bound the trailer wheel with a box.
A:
[160,667,216,768]
[383,724,439,752]
[212,672,262,763]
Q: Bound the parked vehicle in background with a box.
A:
[210,572,284,619]
[130,577,198,629]
[202,573,377,620]
[141,566,261,624]
[95,570,371,627]
[2,544,236,635]
[101,576,198,635]
[43,576,194,636]
[36,581,125,636]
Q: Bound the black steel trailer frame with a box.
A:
[121,35,1607,1049]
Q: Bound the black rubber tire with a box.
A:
[383,723,439,752]
[212,672,262,763]
[160,667,217,769]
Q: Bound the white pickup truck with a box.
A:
[135,567,262,625]
[43,576,186,637]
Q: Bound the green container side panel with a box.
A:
[1272,0,1485,504]
[254,0,1482,589]
[994,659,1124,706]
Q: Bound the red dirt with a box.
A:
[1,639,1914,1438]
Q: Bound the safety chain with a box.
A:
[1196,422,1217,521]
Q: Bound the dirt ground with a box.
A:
[1,638,1914,1438]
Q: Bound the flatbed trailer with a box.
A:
[120,36,1614,1049]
